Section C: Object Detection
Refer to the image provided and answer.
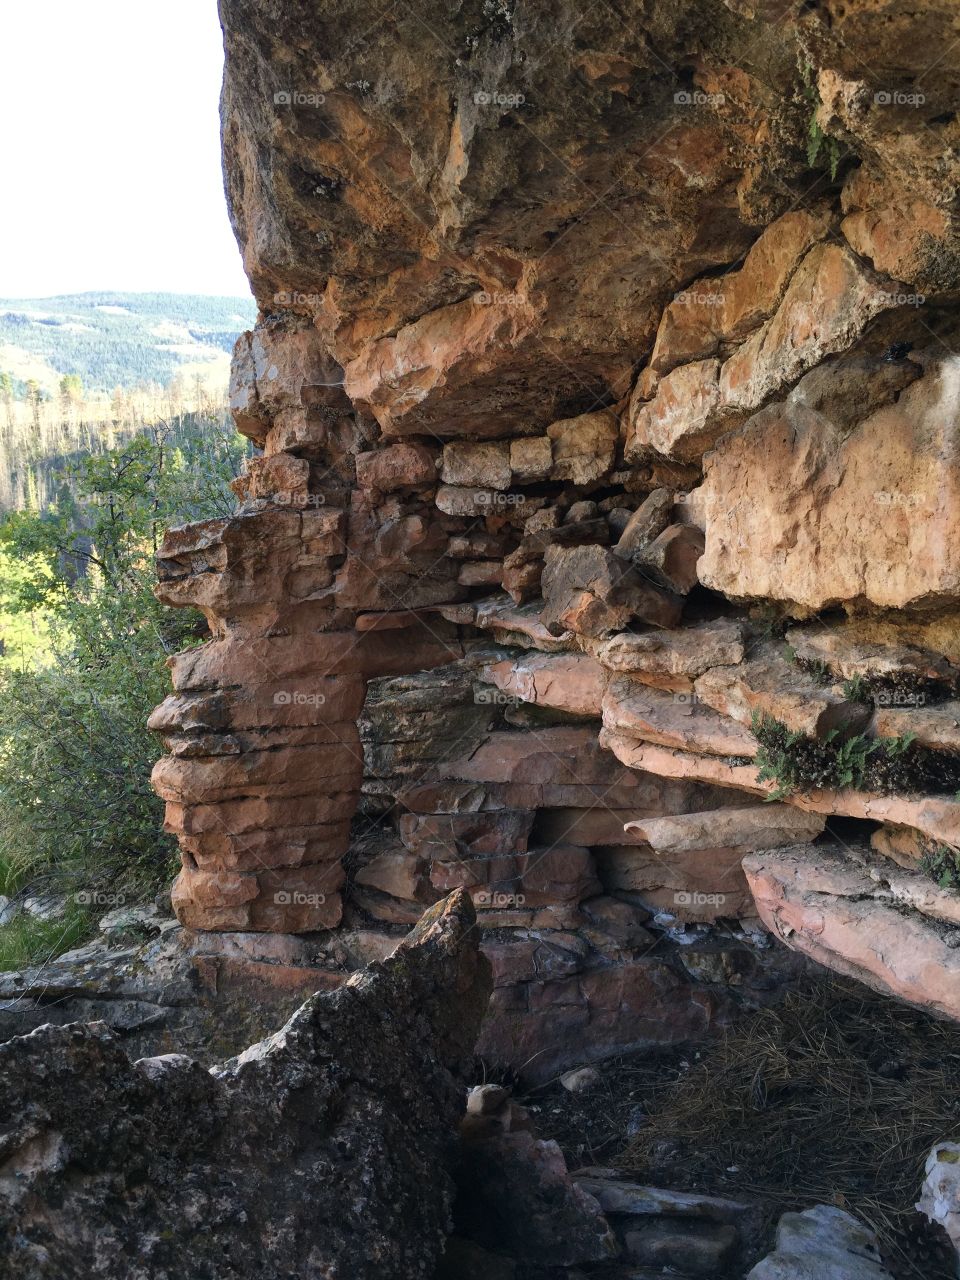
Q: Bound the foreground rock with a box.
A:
[0,892,491,1280]
[746,1205,894,1279]
[918,1141,960,1265]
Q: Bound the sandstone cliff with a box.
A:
[148,0,960,1063]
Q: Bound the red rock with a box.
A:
[718,244,897,417]
[355,443,438,493]
[474,598,574,652]
[603,678,757,757]
[645,206,834,376]
[541,544,682,638]
[625,805,825,852]
[482,653,608,717]
[600,729,960,849]
[743,844,960,1022]
[399,809,534,858]
[626,359,725,464]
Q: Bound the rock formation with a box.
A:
[0,891,490,1280]
[146,0,960,1065]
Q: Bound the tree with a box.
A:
[0,424,244,905]
[25,381,43,435]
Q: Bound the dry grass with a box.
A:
[618,979,960,1278]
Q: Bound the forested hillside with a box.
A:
[0,292,256,394]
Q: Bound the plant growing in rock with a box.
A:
[752,712,875,799]
[753,713,960,800]
[801,59,843,180]
[919,845,960,891]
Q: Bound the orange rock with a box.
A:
[481,653,608,717]
[603,677,757,757]
[355,443,438,493]
[743,844,960,1022]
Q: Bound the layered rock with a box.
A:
[144,0,960,1068]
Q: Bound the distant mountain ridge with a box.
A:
[0,292,257,394]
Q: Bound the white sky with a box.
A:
[0,1,251,299]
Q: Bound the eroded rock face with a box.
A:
[143,0,960,1067]
[0,892,491,1280]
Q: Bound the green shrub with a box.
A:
[919,845,960,891]
[0,903,90,972]
[0,421,245,921]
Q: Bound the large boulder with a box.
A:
[0,892,492,1280]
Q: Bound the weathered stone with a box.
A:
[603,678,757,757]
[743,844,960,1021]
[355,442,438,493]
[599,731,960,849]
[586,619,746,681]
[481,653,607,717]
[841,167,960,294]
[613,488,675,561]
[700,357,960,613]
[746,1205,894,1280]
[509,436,552,482]
[574,1175,752,1221]
[646,206,834,375]
[547,411,618,485]
[541,545,682,638]
[718,244,899,418]
[596,843,753,920]
[694,642,870,738]
[0,892,492,1280]
[624,806,825,852]
[564,499,600,524]
[785,626,958,685]
[626,359,725,463]
[442,441,512,490]
[636,523,705,595]
[625,1219,738,1276]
